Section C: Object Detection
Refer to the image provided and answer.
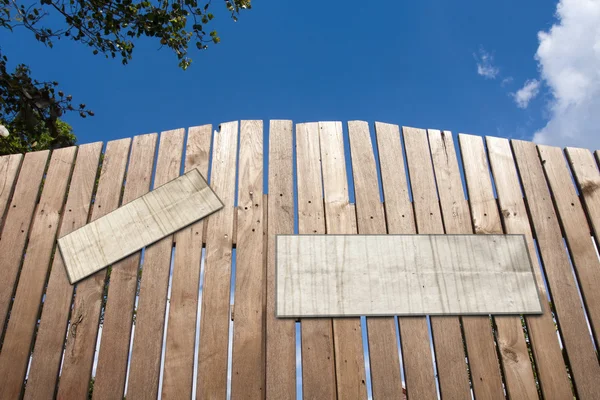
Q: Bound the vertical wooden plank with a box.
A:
[373,123,413,234]
[295,122,336,399]
[512,139,600,399]
[23,143,102,400]
[162,125,211,399]
[127,129,185,399]
[195,121,238,398]
[57,138,131,399]
[376,123,436,399]
[0,154,22,226]
[539,145,600,343]
[565,147,600,244]
[231,120,266,399]
[319,121,366,398]
[266,120,296,399]
[91,133,158,400]
[428,130,505,400]
[0,150,49,332]
[458,133,538,399]
[487,136,573,399]
[402,126,472,399]
[0,147,76,399]
[347,121,403,399]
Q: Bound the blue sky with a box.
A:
[6,0,592,148]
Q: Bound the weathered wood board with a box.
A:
[58,168,223,283]
[276,234,542,317]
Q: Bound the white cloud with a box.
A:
[532,0,600,149]
[474,49,500,79]
[501,77,514,87]
[513,79,541,108]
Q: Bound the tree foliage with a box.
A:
[0,0,250,153]
[1,116,76,155]
[1,53,90,150]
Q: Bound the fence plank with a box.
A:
[512,139,600,399]
[0,154,22,226]
[487,136,573,399]
[403,127,471,399]
[375,122,431,400]
[127,129,184,398]
[295,122,337,399]
[91,134,157,400]
[428,130,506,400]
[230,120,266,398]
[266,120,296,399]
[539,145,600,343]
[348,121,404,399]
[196,121,238,398]
[459,133,538,400]
[565,147,600,254]
[23,143,102,400]
[57,138,131,399]
[0,147,76,399]
[0,150,49,333]
[429,130,506,399]
[319,121,366,398]
[162,125,211,398]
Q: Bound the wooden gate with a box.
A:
[0,120,599,399]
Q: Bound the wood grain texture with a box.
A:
[273,151,539,313]
[377,124,437,400]
[92,133,157,400]
[429,130,505,400]
[0,150,49,333]
[162,125,211,399]
[266,120,296,399]
[565,147,600,243]
[347,121,404,399]
[565,147,600,244]
[295,122,336,400]
[540,145,600,342]
[487,136,573,399]
[230,121,266,399]
[319,121,366,399]
[0,153,22,227]
[405,127,473,400]
[512,139,600,399]
[57,138,131,400]
[459,133,538,400]
[196,122,238,399]
[58,145,221,283]
[374,123,413,233]
[127,129,184,399]
[0,146,76,400]
[23,143,102,400]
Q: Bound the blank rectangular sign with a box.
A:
[276,235,542,317]
[59,168,223,283]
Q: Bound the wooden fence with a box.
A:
[0,120,599,399]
